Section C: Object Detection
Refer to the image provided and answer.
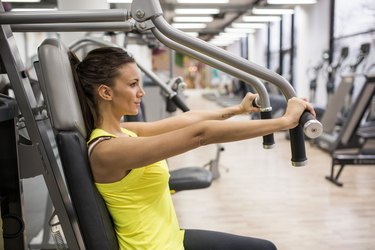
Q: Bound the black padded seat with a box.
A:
[56,132,118,250]
[169,167,213,192]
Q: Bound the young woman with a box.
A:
[69,47,315,250]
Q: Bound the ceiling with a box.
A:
[159,0,260,41]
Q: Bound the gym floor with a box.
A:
[169,89,375,250]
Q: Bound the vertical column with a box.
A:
[279,16,283,75]
[290,14,295,86]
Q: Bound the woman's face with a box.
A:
[110,62,145,115]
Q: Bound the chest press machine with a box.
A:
[0,0,322,249]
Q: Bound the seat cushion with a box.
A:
[169,167,213,192]
[56,131,118,250]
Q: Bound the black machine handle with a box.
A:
[254,96,322,139]
[252,97,275,149]
[253,96,323,160]
[290,111,322,167]
[260,110,275,149]
[289,126,307,166]
[299,111,323,139]
[171,94,190,112]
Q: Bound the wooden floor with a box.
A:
[168,90,375,250]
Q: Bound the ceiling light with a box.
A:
[209,38,239,46]
[267,0,317,4]
[232,23,267,29]
[172,23,207,29]
[212,38,239,42]
[174,8,220,15]
[2,0,40,2]
[224,28,256,34]
[210,41,236,46]
[177,0,229,3]
[209,41,233,47]
[242,15,281,22]
[211,37,236,41]
[252,8,295,15]
[173,16,213,22]
[107,0,132,3]
[185,32,199,37]
[217,32,247,38]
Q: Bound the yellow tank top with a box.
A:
[88,128,184,250]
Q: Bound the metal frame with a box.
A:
[0,9,129,24]
[11,22,134,32]
[151,28,277,148]
[131,0,322,164]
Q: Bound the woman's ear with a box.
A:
[97,84,113,101]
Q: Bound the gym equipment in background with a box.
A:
[315,43,371,152]
[325,73,375,186]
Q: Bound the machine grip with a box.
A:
[252,97,261,108]
[299,111,323,139]
[260,110,275,149]
[171,94,190,112]
[289,125,307,167]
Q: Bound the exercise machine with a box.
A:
[0,1,322,249]
[315,43,371,152]
[325,73,375,186]
[326,47,349,104]
[306,47,349,121]
[307,50,330,108]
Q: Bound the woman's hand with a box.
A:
[238,92,261,114]
[283,97,316,129]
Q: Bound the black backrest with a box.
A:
[37,38,118,250]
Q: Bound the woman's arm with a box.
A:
[91,97,314,183]
[122,92,260,136]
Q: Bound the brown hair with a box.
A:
[68,47,135,139]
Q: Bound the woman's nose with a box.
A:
[138,86,145,97]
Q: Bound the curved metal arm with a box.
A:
[135,8,322,166]
[152,29,270,109]
[152,28,275,149]
[152,15,322,136]
[153,16,295,99]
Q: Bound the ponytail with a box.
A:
[68,51,96,140]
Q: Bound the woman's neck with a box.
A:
[97,110,123,135]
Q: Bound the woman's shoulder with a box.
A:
[88,127,138,144]
[88,128,116,144]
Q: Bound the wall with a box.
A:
[250,27,268,67]
[294,0,331,105]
